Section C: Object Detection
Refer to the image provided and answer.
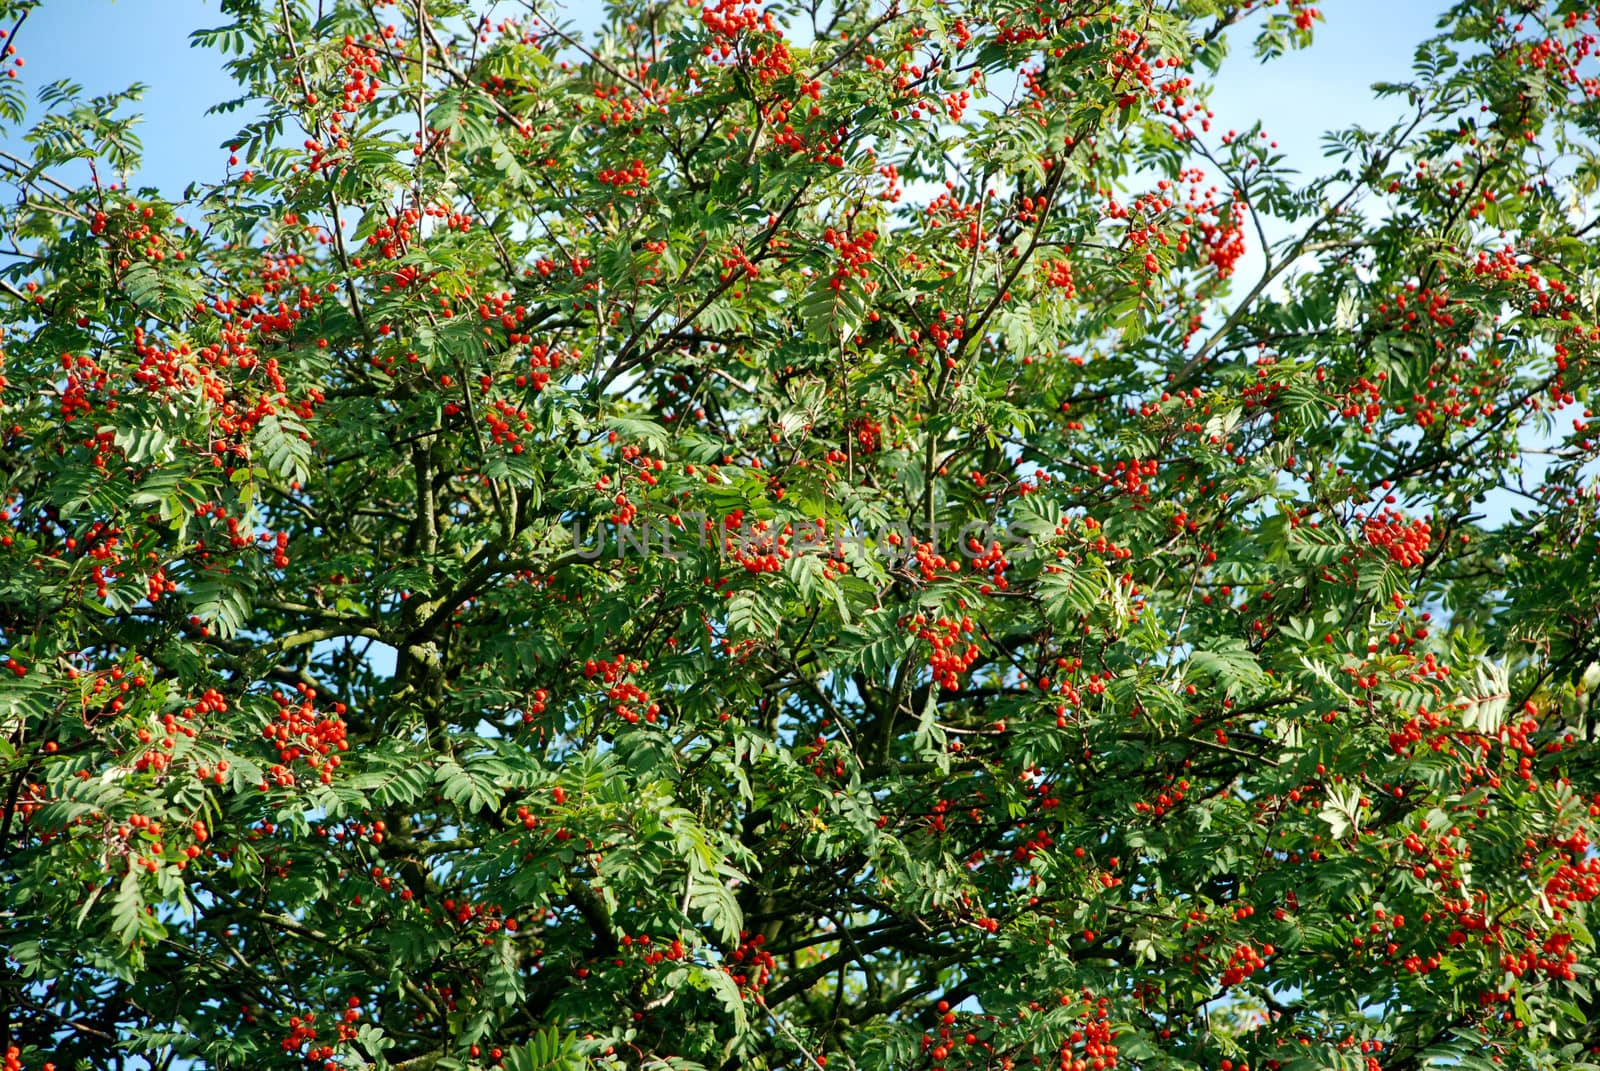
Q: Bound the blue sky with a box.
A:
[6,0,1451,198]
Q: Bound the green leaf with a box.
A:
[799,273,867,343]
[435,758,503,813]
[111,870,145,948]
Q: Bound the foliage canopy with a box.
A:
[4,0,1600,1070]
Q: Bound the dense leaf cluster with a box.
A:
[4,1,1600,1070]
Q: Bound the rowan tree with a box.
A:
[4,0,1600,1069]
